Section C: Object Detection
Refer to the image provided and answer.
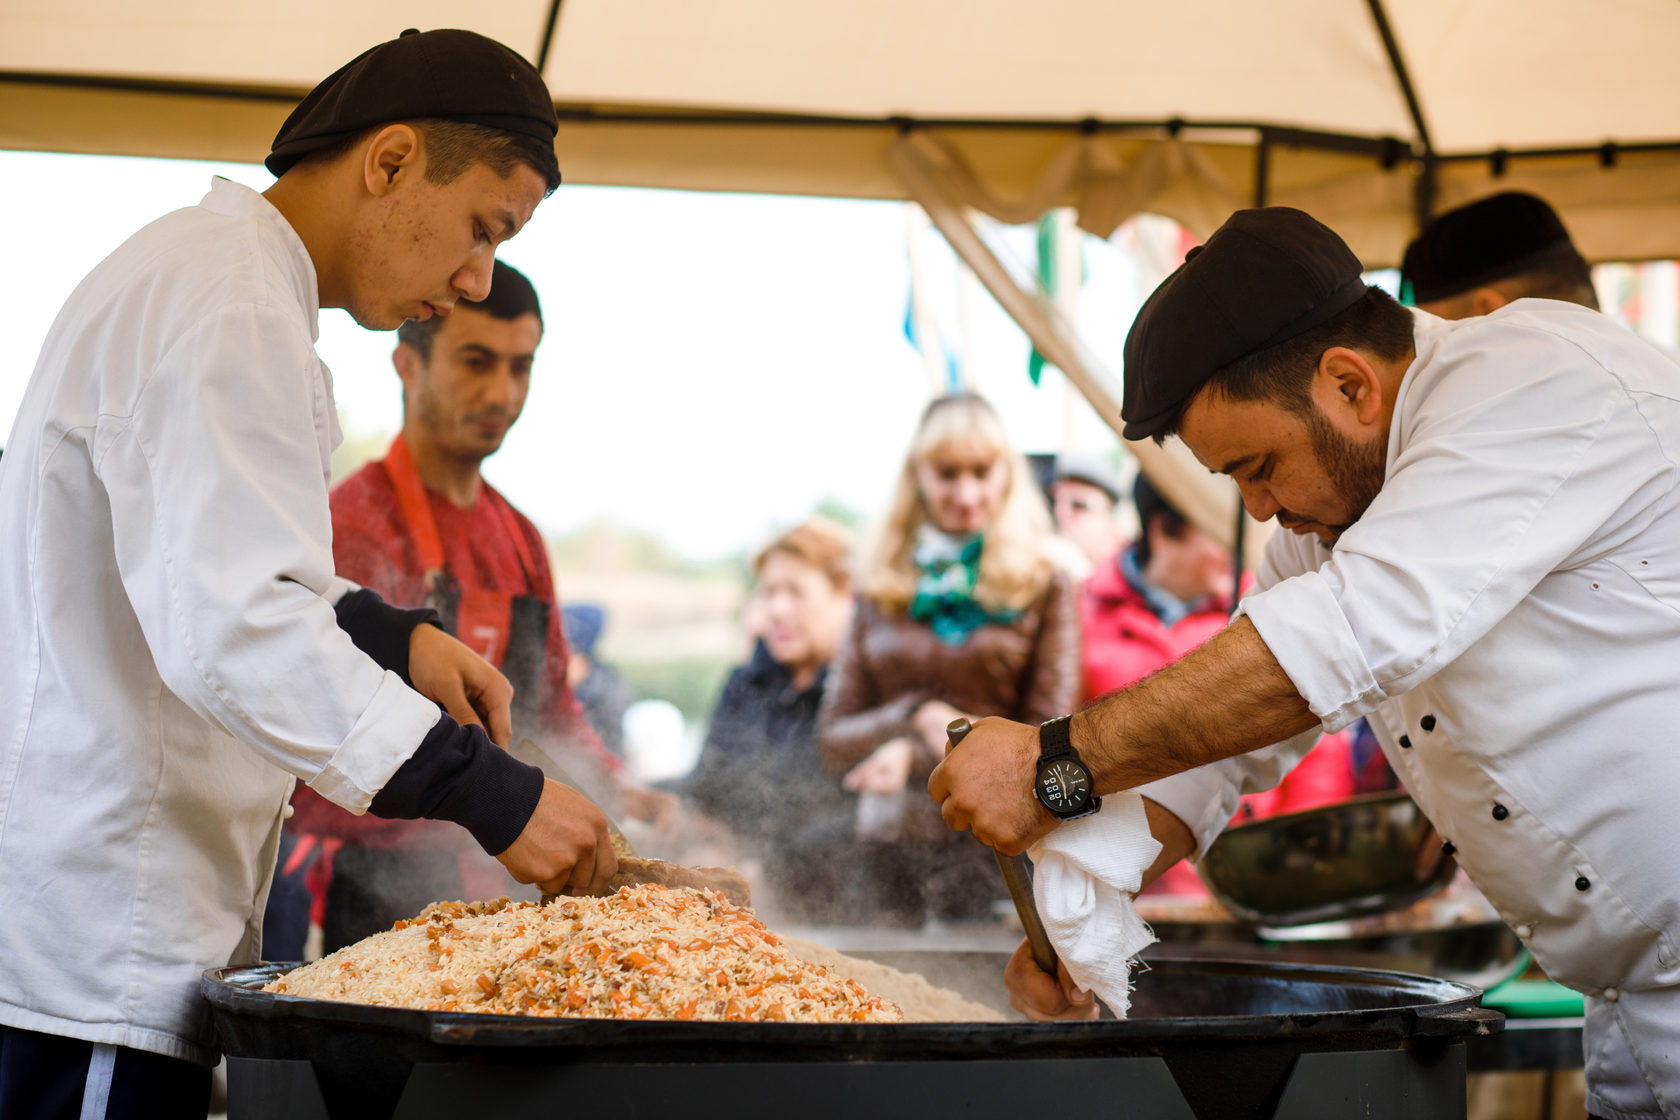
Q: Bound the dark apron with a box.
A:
[383,433,551,737]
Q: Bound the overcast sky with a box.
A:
[2,149,1153,559]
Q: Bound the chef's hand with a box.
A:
[408,623,514,748]
[927,716,1054,855]
[843,737,916,795]
[1004,940,1099,1021]
[496,779,618,896]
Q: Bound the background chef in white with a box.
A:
[0,29,616,1120]
[1399,190,1601,320]
[930,207,1680,1120]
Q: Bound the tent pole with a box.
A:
[536,0,566,73]
[1214,134,1270,604]
[1414,154,1439,233]
[1230,501,1247,614]
[1364,0,1438,230]
[1364,0,1434,157]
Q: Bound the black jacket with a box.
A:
[687,640,852,847]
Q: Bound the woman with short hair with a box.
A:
[686,518,858,921]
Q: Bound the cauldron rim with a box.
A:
[202,954,1500,1056]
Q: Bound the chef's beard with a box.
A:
[1303,407,1387,546]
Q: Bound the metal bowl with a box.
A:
[1198,792,1455,927]
[1258,918,1530,990]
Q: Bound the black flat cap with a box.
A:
[1121,207,1367,441]
[1399,192,1578,305]
[266,28,560,183]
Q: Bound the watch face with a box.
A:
[1038,759,1093,814]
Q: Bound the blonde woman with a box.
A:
[819,394,1081,923]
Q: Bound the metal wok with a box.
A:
[1197,792,1455,926]
[204,956,1499,1120]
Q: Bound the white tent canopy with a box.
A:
[5,0,1678,553]
[5,0,1680,265]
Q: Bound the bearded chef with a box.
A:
[929,207,1680,1120]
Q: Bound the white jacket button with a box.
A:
[1516,924,1533,939]
[1604,987,1620,1002]
[282,803,295,820]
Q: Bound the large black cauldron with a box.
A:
[203,955,1500,1120]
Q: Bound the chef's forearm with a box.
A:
[1074,616,1319,795]
[370,716,545,854]
[333,587,439,685]
[1138,797,1197,890]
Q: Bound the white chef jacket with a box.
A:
[1140,302,1680,1120]
[0,178,444,1064]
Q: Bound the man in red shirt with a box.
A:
[1078,473,1355,896]
[289,261,620,950]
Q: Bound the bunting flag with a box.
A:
[902,295,962,393]
[1027,213,1057,386]
[903,206,965,394]
[1028,212,1089,387]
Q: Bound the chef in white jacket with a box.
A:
[0,29,616,1120]
[930,207,1680,1120]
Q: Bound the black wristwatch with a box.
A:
[1034,714,1101,820]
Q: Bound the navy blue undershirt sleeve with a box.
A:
[370,716,546,855]
[332,587,439,686]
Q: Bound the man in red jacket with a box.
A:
[1077,471,1237,701]
[1078,474,1354,893]
[288,261,622,951]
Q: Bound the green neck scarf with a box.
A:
[908,528,1020,645]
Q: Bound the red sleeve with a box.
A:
[1240,731,1356,819]
[1079,593,1179,700]
[1081,597,1232,702]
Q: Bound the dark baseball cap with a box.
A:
[1399,192,1578,305]
[266,28,560,184]
[1121,207,1368,441]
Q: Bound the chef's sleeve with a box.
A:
[99,302,457,813]
[332,586,438,686]
[1242,322,1666,734]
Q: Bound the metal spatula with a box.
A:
[509,737,637,858]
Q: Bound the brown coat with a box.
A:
[818,570,1082,843]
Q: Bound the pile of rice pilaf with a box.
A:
[264,884,902,1023]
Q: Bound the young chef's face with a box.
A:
[345,148,547,332]
[914,444,1010,537]
[1178,388,1387,547]
[397,305,542,463]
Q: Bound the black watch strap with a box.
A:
[1039,714,1075,761]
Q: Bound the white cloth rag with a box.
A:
[1029,790,1163,1016]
